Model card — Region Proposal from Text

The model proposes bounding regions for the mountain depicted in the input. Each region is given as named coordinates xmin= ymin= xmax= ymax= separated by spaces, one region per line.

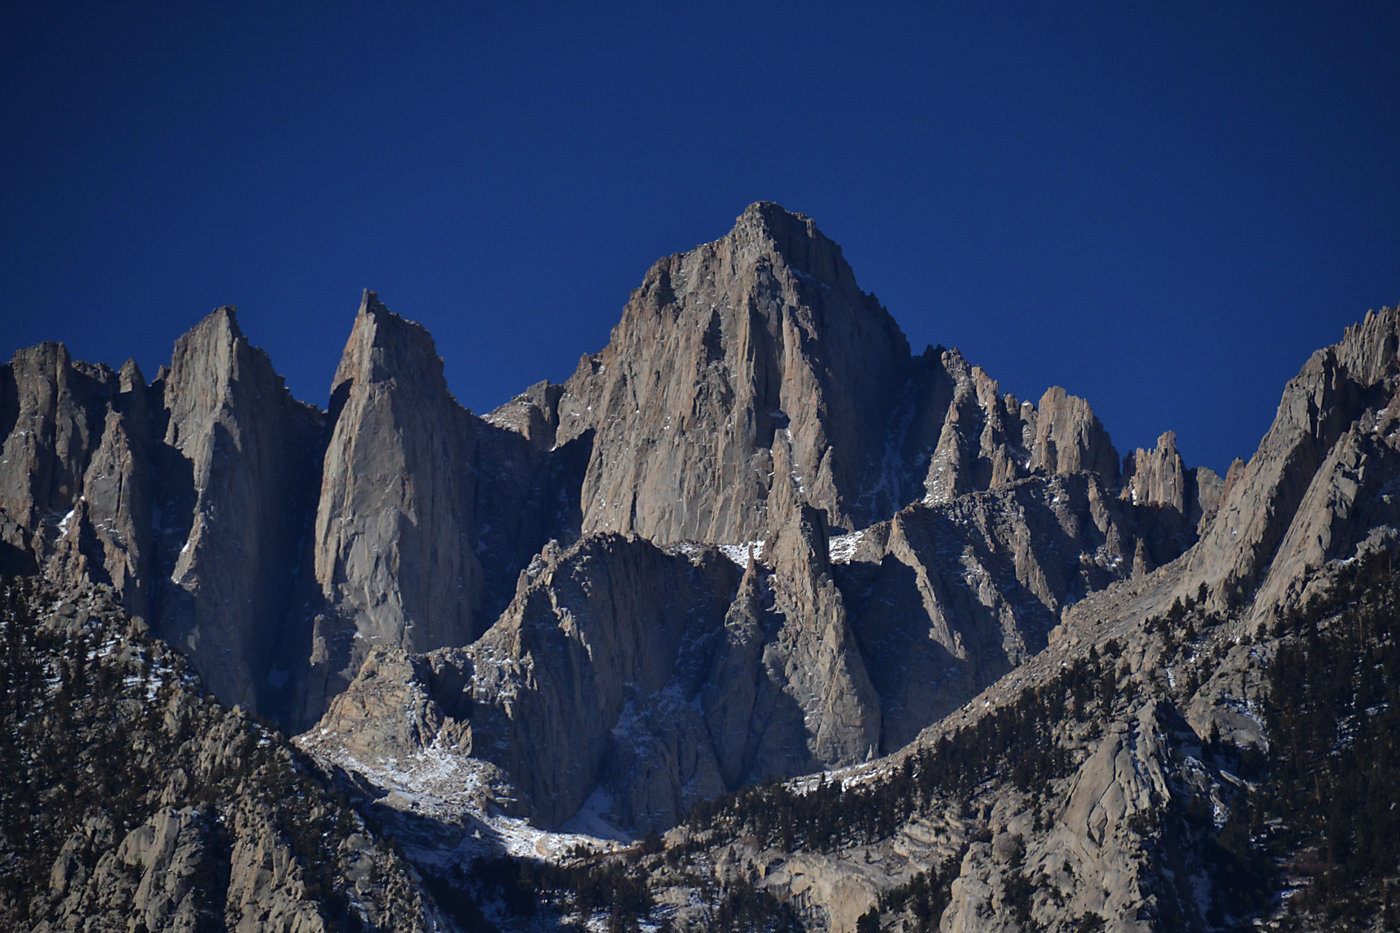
xmin=1 ymin=203 xmax=1396 ymax=931
xmin=640 ymin=303 xmax=1400 ymax=933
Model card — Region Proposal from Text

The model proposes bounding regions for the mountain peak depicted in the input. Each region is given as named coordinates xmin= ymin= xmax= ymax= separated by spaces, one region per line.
xmin=356 ymin=288 xmax=395 ymax=321
xmin=736 ymin=200 xmax=815 ymax=233
xmin=191 ymin=305 xmax=243 ymax=343
xmin=560 ymin=205 xmax=915 ymax=545
xmin=724 ymin=201 xmax=853 ymax=289
xmin=333 ymin=291 xmax=445 ymax=397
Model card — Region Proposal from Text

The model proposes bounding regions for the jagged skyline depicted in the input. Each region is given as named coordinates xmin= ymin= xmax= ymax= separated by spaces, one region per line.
xmin=6 ymin=193 xmax=1399 ymax=928
xmin=3 ymin=3 xmax=1398 ymax=475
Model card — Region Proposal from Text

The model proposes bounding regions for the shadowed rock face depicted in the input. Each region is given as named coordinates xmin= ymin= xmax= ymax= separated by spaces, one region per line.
xmin=0 ymin=342 xmax=117 ymax=569
xmin=843 ymin=471 xmax=1144 ymax=752
xmin=150 ymin=308 xmax=326 ymax=712
xmin=466 ymin=534 xmax=742 ymax=828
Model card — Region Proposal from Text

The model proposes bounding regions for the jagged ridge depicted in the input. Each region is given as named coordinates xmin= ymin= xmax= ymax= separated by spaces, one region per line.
xmin=0 ymin=204 xmax=1238 ymax=835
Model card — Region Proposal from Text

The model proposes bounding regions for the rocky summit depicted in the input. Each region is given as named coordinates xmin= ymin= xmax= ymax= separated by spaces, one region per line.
xmin=2 ymin=203 xmax=1398 ymax=931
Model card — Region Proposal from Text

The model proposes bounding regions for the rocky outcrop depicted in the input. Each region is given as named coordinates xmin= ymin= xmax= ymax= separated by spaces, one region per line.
xmin=928 ymin=702 xmax=1173 ymax=933
xmin=0 ymin=294 xmax=586 ymax=730
xmin=313 ymin=292 xmax=482 ymax=648
xmin=1179 ymin=305 xmax=1400 ymax=621
xmin=0 ymin=343 xmax=117 ymax=571
xmin=921 ymin=354 xmax=1026 ymax=504
xmin=921 ymin=357 xmax=1123 ymax=508
xmin=763 ymin=498 xmax=882 ymax=766
xmin=1028 ymin=386 xmax=1120 ymax=482
xmin=1120 ymin=430 xmax=1224 ymax=532
xmin=44 ymin=357 xmax=156 ymax=614
xmin=0 ymin=312 xmax=328 ymax=715
xmin=0 ymin=207 xmax=1172 ymax=728
xmin=548 ymin=204 xmax=1132 ymax=550
xmin=310 ymin=462 xmax=1200 ymax=832
xmin=1121 ymin=431 xmax=1189 ymax=514
xmin=314 ymin=645 xmax=471 ymax=763
xmin=0 ymin=580 xmax=434 ymax=932
xmin=1118 ymin=430 xmax=1227 ymax=571
xmin=465 ymin=534 xmax=740 ymax=829
xmin=0 ymin=206 xmax=1235 ymax=846
xmin=46 ymin=405 xmax=154 ymax=616
xmin=291 ymin=292 xmax=589 ymax=730
xmin=843 ymin=470 xmax=1155 ymax=751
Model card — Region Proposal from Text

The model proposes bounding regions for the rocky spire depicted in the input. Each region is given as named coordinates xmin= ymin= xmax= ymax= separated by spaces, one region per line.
xmin=0 ymin=342 xmax=116 ymax=568
xmin=1121 ymin=430 xmax=1188 ymax=511
xmin=302 ymin=291 xmax=485 ymax=721
xmin=47 ymin=407 xmax=154 ymax=621
xmin=154 ymin=306 xmax=324 ymax=712
xmin=1028 ymin=386 xmax=1120 ymax=482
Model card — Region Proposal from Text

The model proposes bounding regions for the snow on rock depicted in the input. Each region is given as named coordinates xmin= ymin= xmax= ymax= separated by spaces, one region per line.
xmin=827 ymin=529 xmax=866 ymax=563
xmin=717 ymin=540 xmax=765 ymax=566
xmin=299 ymin=737 xmax=625 ymax=867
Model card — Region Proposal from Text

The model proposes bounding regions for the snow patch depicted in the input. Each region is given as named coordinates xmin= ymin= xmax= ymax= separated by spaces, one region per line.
xmin=300 ymin=739 xmax=626 ymax=867
xmin=827 ymin=529 xmax=866 ymax=563
xmin=717 ymin=540 xmax=765 ymax=566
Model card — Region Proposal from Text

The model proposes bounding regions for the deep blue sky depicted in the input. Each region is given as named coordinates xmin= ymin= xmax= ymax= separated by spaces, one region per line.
xmin=3 ymin=2 xmax=1397 ymax=474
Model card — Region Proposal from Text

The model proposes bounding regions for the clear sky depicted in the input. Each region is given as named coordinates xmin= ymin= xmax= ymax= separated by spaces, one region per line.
xmin=3 ymin=2 xmax=1397 ymax=474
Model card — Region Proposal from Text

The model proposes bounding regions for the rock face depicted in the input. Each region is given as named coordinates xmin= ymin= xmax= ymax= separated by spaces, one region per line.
xmin=289 ymin=292 xmax=588 ymax=730
xmin=549 ymin=202 xmax=919 ymax=544
xmin=943 ymin=703 xmax=1173 ymax=932
xmin=0 ymin=343 xmax=118 ymax=573
xmin=3 ymin=312 xmax=327 ymax=714
xmin=545 ymin=204 xmax=1138 ymax=549
xmin=843 ymin=471 xmax=1144 ymax=751
xmin=0 ymin=296 xmax=584 ymax=731
xmin=641 ymin=303 xmax=1400 ymax=933
xmin=298 ymin=293 xmax=484 ymax=725
xmin=1180 ymin=305 xmax=1400 ymax=621
xmin=47 ymin=361 xmax=155 ymax=621
xmin=152 ymin=308 xmax=326 ymax=712
xmin=316 ymin=467 xmax=1190 ymax=831
xmin=8 ymin=207 xmax=1400 ymax=930
xmin=1028 ymin=386 xmax=1120 ymax=482
xmin=315 ymin=638 xmax=473 ymax=762
xmin=920 ymin=356 xmax=1121 ymax=506
xmin=465 ymin=534 xmax=741 ymax=828
xmin=314 ymin=293 xmax=482 ymax=650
